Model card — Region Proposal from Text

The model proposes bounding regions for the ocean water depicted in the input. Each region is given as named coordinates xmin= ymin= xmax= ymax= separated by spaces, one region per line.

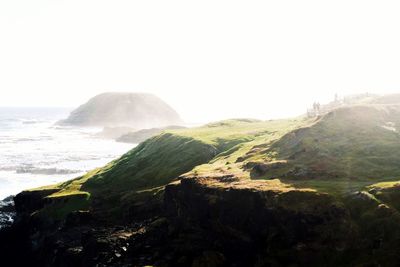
xmin=0 ymin=107 xmax=135 ymax=199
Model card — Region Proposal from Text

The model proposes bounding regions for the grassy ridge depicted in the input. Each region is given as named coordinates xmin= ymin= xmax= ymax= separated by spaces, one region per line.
xmin=27 ymin=118 xmax=307 ymax=218
xmin=225 ymin=105 xmax=400 ymax=182
xmin=24 ymin=104 xmax=400 ymax=219
xmin=184 ymin=105 xmax=400 ymax=196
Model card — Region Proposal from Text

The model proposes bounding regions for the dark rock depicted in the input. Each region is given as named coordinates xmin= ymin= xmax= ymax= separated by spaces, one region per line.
xmin=65 ymin=211 xmax=92 ymax=227
xmin=192 ymin=251 xmax=225 ymax=267
xmin=14 ymin=189 xmax=59 ymax=213
xmin=6 ymin=174 xmax=400 ymax=266
xmin=164 ymin=176 xmax=353 ymax=266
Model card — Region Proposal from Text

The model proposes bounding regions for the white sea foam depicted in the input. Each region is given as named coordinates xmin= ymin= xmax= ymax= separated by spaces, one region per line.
xmin=0 ymin=107 xmax=135 ymax=199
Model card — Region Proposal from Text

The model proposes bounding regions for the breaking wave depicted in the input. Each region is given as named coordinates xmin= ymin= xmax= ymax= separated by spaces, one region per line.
xmin=0 ymin=107 xmax=134 ymax=199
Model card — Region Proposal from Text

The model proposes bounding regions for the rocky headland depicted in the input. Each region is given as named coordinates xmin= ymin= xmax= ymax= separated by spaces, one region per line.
xmin=4 ymin=95 xmax=400 ymax=266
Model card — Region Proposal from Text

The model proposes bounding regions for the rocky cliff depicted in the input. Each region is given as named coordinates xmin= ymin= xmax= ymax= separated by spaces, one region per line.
xmin=5 ymin=176 xmax=354 ymax=266
xmin=9 ymin=174 xmax=400 ymax=266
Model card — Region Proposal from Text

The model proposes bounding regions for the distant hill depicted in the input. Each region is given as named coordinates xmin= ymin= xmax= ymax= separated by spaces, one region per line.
xmin=57 ymin=92 xmax=183 ymax=128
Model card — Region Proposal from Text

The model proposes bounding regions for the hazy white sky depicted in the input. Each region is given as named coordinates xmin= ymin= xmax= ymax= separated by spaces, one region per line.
xmin=1 ymin=0 xmax=400 ymax=122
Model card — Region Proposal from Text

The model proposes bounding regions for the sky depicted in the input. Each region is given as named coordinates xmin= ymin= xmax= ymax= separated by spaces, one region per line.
xmin=1 ymin=1 xmax=400 ymax=123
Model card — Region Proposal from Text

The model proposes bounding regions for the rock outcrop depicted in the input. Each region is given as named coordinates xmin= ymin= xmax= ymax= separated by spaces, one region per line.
xmin=58 ymin=93 xmax=183 ymax=128
xmin=4 ymin=176 xmax=354 ymax=267
xmin=163 ymin=176 xmax=353 ymax=266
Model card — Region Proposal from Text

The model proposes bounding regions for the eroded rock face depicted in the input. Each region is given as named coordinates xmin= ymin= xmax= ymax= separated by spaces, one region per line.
xmin=14 ymin=189 xmax=59 ymax=214
xmin=4 ymin=176 xmax=355 ymax=267
xmin=12 ymin=175 xmax=400 ymax=266
xmin=164 ymin=176 xmax=353 ymax=266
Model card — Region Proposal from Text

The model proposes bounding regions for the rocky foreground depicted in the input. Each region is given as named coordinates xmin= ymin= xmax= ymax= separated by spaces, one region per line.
xmin=4 ymin=174 xmax=400 ymax=266
xmin=0 ymin=176 xmax=353 ymax=266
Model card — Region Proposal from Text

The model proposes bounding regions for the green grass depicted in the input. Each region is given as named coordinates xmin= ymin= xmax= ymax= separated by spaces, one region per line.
xmin=285 ymin=179 xmax=374 ymax=197
xmin=368 ymin=181 xmax=400 ymax=190
xmin=25 ymin=118 xmax=309 ymax=219
xmin=23 ymin=105 xmax=400 ymax=220
xmin=41 ymin=118 xmax=307 ymax=195
xmin=34 ymin=192 xmax=91 ymax=220
xmin=366 ymin=180 xmax=400 ymax=211
xmin=234 ymin=105 xmax=400 ymax=181
xmin=183 ymin=105 xmax=400 ymax=200
xmin=187 ymin=118 xmax=308 ymax=177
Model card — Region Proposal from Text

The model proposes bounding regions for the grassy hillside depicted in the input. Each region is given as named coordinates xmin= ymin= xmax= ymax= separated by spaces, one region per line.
xmin=268 ymin=105 xmax=400 ymax=180
xmin=197 ymin=105 xmax=400 ymax=181
xmin=15 ymin=101 xmax=400 ymax=267
xmin=26 ymin=118 xmax=307 ymax=219
xmin=180 ymin=104 xmax=400 ymax=197
xmin=23 ymin=103 xmax=400 ymax=220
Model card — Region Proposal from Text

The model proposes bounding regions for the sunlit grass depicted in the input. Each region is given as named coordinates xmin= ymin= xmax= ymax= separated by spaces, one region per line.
xmin=22 ymin=105 xmax=400 ymax=220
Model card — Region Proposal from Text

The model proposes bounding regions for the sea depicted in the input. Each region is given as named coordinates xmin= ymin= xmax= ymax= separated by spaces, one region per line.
xmin=0 ymin=107 xmax=135 ymax=200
